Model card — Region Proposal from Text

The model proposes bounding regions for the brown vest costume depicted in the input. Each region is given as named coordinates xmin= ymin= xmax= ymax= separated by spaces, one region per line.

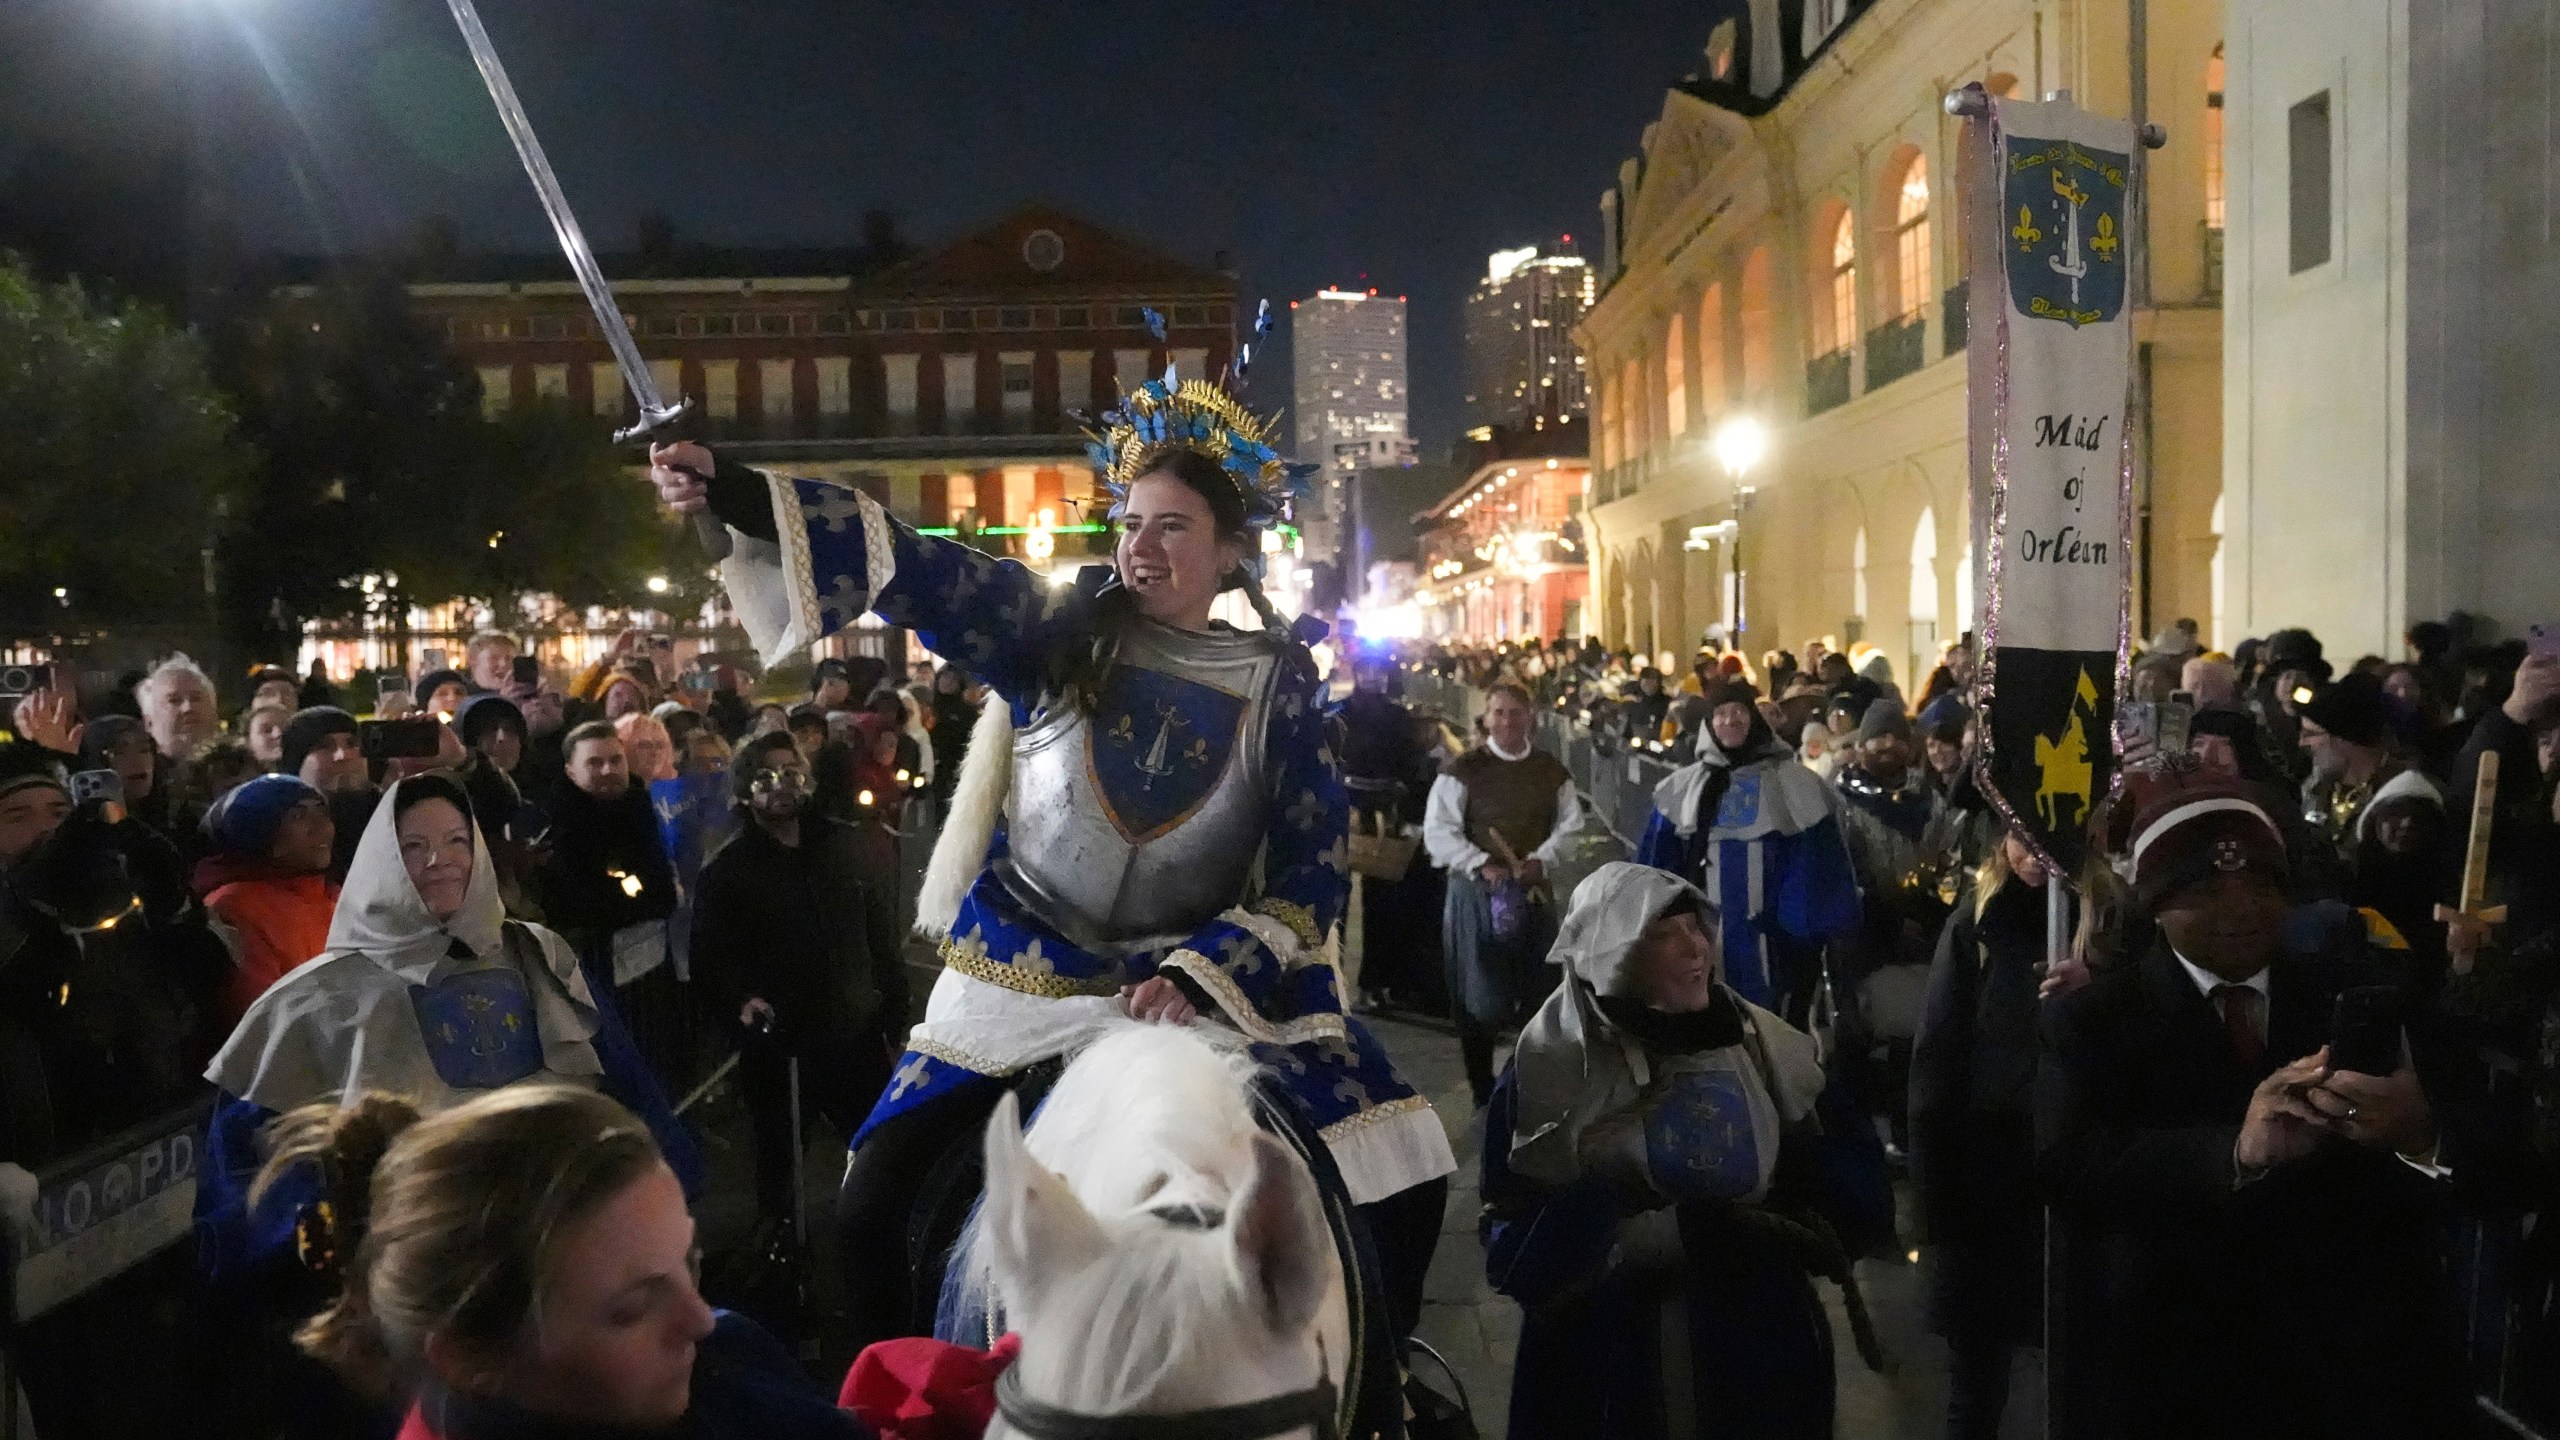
xmin=1444 ymin=747 xmax=1574 ymax=860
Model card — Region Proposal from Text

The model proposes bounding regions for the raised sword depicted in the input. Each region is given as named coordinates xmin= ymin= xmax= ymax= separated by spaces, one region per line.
xmin=442 ymin=0 xmax=729 ymax=558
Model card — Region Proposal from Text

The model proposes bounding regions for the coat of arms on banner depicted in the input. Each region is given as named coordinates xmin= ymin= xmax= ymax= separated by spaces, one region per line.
xmin=1089 ymin=663 xmax=1245 ymax=843
xmin=2003 ymin=139 xmax=2130 ymax=328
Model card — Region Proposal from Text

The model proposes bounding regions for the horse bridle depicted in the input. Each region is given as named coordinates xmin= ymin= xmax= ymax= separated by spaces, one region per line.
xmin=993 ymin=1364 xmax=1340 ymax=1440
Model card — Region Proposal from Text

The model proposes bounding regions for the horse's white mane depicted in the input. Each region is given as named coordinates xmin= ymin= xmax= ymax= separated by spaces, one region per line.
xmin=962 ymin=1021 xmax=1344 ymax=1429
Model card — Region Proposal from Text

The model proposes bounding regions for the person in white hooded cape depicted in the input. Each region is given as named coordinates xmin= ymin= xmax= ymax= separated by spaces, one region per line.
xmin=1480 ymin=861 xmax=1892 ymax=1440
xmin=193 ymin=774 xmax=698 ymax=1290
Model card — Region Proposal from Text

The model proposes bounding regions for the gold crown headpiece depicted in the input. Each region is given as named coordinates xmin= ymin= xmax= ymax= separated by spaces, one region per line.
xmin=1080 ymin=303 xmax=1312 ymax=529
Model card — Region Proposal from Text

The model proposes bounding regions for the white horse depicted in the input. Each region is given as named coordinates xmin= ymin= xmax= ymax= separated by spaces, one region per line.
xmin=969 ymin=1022 xmax=1354 ymax=1440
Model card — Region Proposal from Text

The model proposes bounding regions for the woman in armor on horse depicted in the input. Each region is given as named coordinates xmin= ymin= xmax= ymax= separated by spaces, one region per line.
xmin=647 ymin=317 xmax=1455 ymax=1410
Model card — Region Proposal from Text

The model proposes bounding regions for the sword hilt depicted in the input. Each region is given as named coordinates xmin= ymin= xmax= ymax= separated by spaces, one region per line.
xmin=618 ymin=396 xmax=731 ymax=562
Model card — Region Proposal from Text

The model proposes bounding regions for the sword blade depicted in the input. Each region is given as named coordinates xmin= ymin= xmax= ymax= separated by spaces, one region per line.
xmin=443 ymin=0 xmax=670 ymax=430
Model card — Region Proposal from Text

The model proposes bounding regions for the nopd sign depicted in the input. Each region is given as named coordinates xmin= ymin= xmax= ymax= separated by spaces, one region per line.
xmin=7 ymin=1102 xmax=209 ymax=1321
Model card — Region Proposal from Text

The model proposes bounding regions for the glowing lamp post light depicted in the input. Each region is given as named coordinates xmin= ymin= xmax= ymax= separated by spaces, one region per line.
xmin=1708 ymin=417 xmax=1769 ymax=643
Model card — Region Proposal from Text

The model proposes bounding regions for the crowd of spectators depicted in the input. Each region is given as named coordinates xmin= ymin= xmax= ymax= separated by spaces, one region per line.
xmin=1392 ymin=614 xmax=2560 ymax=1439
xmin=0 ymin=630 xmax=977 ymax=1436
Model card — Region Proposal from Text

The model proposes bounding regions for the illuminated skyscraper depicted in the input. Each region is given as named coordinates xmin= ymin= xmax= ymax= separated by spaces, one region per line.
xmin=1290 ymin=289 xmax=1411 ymax=590
xmin=1462 ymin=241 xmax=1594 ymax=432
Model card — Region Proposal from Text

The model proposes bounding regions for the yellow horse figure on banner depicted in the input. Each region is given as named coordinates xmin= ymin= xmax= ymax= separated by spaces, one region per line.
xmin=2034 ymin=668 xmax=2103 ymax=831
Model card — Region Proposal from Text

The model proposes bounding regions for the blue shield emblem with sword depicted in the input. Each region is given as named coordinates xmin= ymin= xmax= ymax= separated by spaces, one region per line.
xmin=2003 ymin=135 xmax=2130 ymax=328
xmin=1087 ymin=663 xmax=1247 ymax=843
xmin=409 ymin=966 xmax=545 ymax=1091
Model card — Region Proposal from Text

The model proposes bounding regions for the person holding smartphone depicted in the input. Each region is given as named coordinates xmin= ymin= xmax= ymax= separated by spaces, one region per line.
xmin=2038 ymin=769 xmax=2460 ymax=1439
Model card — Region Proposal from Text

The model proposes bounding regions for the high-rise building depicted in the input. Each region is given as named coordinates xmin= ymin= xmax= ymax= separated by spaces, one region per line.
xmin=1290 ymin=290 xmax=1412 ymax=591
xmin=1462 ymin=241 xmax=1595 ymax=432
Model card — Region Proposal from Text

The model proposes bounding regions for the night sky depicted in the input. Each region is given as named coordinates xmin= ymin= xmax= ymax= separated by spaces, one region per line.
xmin=13 ymin=0 xmax=1740 ymax=454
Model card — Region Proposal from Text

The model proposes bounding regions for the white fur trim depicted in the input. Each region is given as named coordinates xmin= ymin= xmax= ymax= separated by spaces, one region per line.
xmin=914 ymin=692 xmax=1016 ymax=940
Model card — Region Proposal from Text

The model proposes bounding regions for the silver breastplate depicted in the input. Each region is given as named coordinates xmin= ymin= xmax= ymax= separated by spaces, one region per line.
xmin=998 ymin=617 xmax=1280 ymax=949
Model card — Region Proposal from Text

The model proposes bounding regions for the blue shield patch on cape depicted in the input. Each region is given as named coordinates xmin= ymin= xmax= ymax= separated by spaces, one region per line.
xmin=1643 ymin=1068 xmax=1762 ymax=1203
xmin=1087 ymin=663 xmax=1246 ymax=843
xmin=1714 ymin=770 xmax=1764 ymax=830
xmin=408 ymin=967 xmax=544 ymax=1092
xmin=2003 ymin=137 xmax=2130 ymax=328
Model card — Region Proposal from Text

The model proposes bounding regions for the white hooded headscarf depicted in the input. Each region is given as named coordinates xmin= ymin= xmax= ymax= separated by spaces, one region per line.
xmin=207 ymin=776 xmax=606 ymax=1114
xmin=1508 ymin=862 xmax=1822 ymax=1189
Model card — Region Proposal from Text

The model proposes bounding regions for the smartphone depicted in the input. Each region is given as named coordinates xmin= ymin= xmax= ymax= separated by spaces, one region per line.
xmin=511 ymin=654 xmax=541 ymax=688
xmin=680 ymin=670 xmax=713 ymax=696
xmin=358 ymin=716 xmax=444 ymax=761
xmin=2329 ymin=986 xmax=2404 ymax=1078
xmin=0 ymin=662 xmax=53 ymax=706
xmin=420 ymin=646 xmax=449 ymax=673
xmin=67 ymin=768 xmax=125 ymax=811
xmin=377 ymin=673 xmax=410 ymax=703
xmin=2157 ymin=692 xmax=2195 ymax=758
xmin=2529 ymin=623 xmax=2560 ymax=660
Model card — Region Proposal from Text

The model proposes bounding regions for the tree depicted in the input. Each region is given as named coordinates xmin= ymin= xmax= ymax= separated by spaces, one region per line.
xmin=0 ymin=255 xmax=249 ymax=632
xmin=213 ymin=267 xmax=687 ymax=658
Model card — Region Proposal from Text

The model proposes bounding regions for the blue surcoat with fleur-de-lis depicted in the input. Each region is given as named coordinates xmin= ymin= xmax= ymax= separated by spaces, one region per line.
xmin=712 ymin=468 xmax=1454 ymax=1207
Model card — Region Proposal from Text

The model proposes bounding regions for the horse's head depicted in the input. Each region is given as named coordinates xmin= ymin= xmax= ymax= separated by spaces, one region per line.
xmin=979 ymin=1086 xmax=1338 ymax=1438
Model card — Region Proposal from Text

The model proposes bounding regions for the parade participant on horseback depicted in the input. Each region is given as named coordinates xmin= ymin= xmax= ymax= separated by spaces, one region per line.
xmin=646 ymin=323 xmax=1456 ymax=1364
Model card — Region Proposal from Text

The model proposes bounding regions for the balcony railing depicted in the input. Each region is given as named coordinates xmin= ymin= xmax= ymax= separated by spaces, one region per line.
xmin=1865 ymin=314 xmax=1927 ymax=392
xmin=1805 ymin=349 xmax=1852 ymax=416
xmin=1943 ymin=279 xmax=1970 ymax=355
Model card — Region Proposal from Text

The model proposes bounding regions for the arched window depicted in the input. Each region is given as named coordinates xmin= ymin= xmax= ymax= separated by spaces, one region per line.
xmin=1697 ymin=282 xmax=1727 ymax=418
xmin=1826 ymin=207 xmax=1858 ymax=354
xmin=1739 ymin=247 xmax=1775 ymax=396
xmin=1664 ymin=311 xmax=1687 ymax=437
xmin=2205 ymin=45 xmax=2227 ymax=230
xmin=1894 ymin=154 xmax=1932 ymax=319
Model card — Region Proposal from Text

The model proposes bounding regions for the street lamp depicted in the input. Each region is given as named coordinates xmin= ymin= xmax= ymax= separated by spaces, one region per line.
xmin=645 ymin=575 xmax=670 ymax=596
xmin=1709 ymin=416 xmax=1769 ymax=643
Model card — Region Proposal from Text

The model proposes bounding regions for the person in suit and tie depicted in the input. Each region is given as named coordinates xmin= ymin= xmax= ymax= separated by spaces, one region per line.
xmin=2036 ymin=772 xmax=2465 ymax=1440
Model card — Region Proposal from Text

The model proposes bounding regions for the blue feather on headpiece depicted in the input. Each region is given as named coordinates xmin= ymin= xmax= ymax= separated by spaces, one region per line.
xmin=1080 ymin=297 xmax=1312 ymax=526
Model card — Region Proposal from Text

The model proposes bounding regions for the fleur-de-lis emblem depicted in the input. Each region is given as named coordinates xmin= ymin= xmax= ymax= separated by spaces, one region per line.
xmin=2012 ymin=205 xmax=2044 ymax=251
xmin=888 ymin=1054 xmax=934 ymax=1101
xmin=1015 ymin=938 xmax=1053 ymax=975
xmin=820 ymin=573 xmax=865 ymax=625
xmin=1218 ymin=930 xmax=1265 ymax=977
xmin=1106 ymin=714 xmax=1136 ymax=744
xmin=809 ymin=488 xmax=866 ymax=535
xmin=1317 ymin=835 xmax=1350 ymax=874
xmin=1285 ymin=788 xmax=1325 ymax=832
xmin=2089 ymin=211 xmax=2120 ymax=262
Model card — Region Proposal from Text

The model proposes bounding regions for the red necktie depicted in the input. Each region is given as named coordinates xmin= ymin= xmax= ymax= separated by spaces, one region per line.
xmin=2214 ymin=984 xmax=2264 ymax=1071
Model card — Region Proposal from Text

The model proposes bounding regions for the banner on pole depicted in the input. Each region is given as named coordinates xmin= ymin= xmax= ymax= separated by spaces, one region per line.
xmin=1962 ymin=93 xmax=2141 ymax=878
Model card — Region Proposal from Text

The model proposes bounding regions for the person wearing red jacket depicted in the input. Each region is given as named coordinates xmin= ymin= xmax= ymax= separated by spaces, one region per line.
xmin=195 ymin=773 xmax=339 ymax=1027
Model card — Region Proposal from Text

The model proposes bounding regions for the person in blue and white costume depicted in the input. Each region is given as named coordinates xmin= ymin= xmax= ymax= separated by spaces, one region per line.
xmin=645 ymin=332 xmax=1457 ymax=1357
xmin=194 ymin=774 xmax=698 ymax=1435
xmin=1635 ymin=680 xmax=1863 ymax=1028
